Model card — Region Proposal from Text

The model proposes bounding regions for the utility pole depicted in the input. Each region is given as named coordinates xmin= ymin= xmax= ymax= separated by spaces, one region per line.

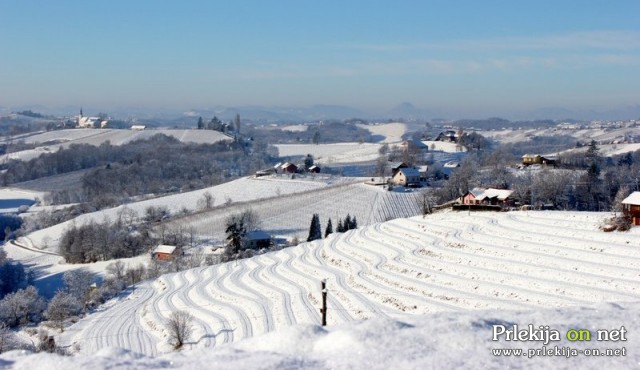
xmin=320 ymin=279 xmax=327 ymax=326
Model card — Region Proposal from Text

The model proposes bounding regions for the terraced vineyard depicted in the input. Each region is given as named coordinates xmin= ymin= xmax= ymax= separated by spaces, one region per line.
xmin=174 ymin=182 xmax=423 ymax=241
xmin=60 ymin=211 xmax=640 ymax=356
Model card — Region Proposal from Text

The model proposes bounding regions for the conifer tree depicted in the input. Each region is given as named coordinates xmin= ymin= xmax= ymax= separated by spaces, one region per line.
xmin=337 ymin=218 xmax=344 ymax=233
xmin=344 ymin=214 xmax=352 ymax=231
xmin=307 ymin=213 xmax=322 ymax=242
xmin=325 ymin=219 xmax=333 ymax=238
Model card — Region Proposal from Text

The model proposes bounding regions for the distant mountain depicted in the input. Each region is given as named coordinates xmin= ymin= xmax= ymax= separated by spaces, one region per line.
xmin=182 ymin=105 xmax=368 ymax=123
xmin=386 ymin=102 xmax=437 ymax=121
xmin=524 ymin=105 xmax=640 ymax=121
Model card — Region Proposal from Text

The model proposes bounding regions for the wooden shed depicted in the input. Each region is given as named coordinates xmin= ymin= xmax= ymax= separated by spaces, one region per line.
xmin=153 ymin=245 xmax=177 ymax=261
xmin=622 ymin=192 xmax=640 ymax=225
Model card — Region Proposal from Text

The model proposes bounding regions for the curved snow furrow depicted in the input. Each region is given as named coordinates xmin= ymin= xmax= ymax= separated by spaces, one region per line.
xmin=451 ymin=217 xmax=640 ymax=282
xmin=187 ymin=267 xmax=236 ymax=345
xmin=69 ymin=285 xmax=156 ymax=356
xmin=172 ymin=268 xmax=225 ymax=348
xmin=256 ymin=253 xmax=317 ymax=325
xmin=243 ymin=258 xmax=292 ymax=328
xmin=502 ymin=213 xmax=640 ymax=254
xmin=479 ymin=213 xmax=640 ymax=263
xmin=293 ymin=242 xmax=361 ymax=322
xmin=376 ymin=221 xmax=594 ymax=307
xmin=335 ymin=227 xmax=471 ymax=312
xmin=310 ymin=236 xmax=397 ymax=320
xmin=270 ymin=247 xmax=340 ymax=325
xmin=208 ymin=263 xmax=255 ymax=339
xmin=359 ymin=223 xmax=535 ymax=310
xmin=322 ymin=230 xmax=428 ymax=314
xmin=420 ymin=216 xmax=639 ymax=280
xmin=399 ymin=218 xmax=640 ymax=301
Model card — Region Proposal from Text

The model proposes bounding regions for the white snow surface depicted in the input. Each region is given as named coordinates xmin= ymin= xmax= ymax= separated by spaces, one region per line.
xmin=21 ymin=175 xmax=346 ymax=253
xmin=26 ymin=210 xmax=640 ymax=365
xmin=275 ymin=143 xmax=381 ymax=164
xmin=0 ymin=129 xmax=232 ymax=163
xmin=2 ymin=300 xmax=638 ymax=369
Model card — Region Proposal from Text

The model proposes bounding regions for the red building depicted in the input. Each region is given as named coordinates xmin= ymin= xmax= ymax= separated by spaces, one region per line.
xmin=622 ymin=192 xmax=640 ymax=225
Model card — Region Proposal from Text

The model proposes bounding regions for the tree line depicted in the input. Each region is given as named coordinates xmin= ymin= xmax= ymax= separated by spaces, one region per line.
xmin=1 ymin=134 xmax=278 ymax=209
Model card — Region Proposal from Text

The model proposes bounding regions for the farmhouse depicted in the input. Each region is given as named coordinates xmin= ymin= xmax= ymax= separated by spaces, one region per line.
xmin=244 ymin=230 xmax=272 ymax=250
xmin=622 ymin=191 xmax=640 ymax=225
xmin=522 ymin=154 xmax=555 ymax=166
xmin=391 ymin=167 xmax=420 ymax=187
xmin=461 ymin=188 xmax=513 ymax=207
xmin=152 ymin=244 xmax=177 ymax=261
xmin=308 ymin=165 xmax=321 ymax=173
xmin=435 ymin=130 xmax=458 ymax=143
xmin=388 ymin=162 xmax=409 ymax=177
xmin=400 ymin=139 xmax=428 ymax=152
xmin=280 ymin=162 xmax=298 ymax=173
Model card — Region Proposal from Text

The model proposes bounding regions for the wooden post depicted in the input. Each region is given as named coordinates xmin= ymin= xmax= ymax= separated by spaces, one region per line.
xmin=320 ymin=279 xmax=327 ymax=326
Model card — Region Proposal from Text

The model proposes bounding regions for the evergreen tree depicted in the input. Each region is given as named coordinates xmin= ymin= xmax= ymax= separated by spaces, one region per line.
xmin=344 ymin=214 xmax=352 ymax=231
xmin=304 ymin=154 xmax=314 ymax=170
xmin=197 ymin=116 xmax=204 ymax=130
xmin=325 ymin=219 xmax=333 ymax=238
xmin=336 ymin=218 xmax=344 ymax=233
xmin=307 ymin=213 xmax=322 ymax=242
xmin=350 ymin=216 xmax=357 ymax=230
xmin=225 ymin=216 xmax=245 ymax=256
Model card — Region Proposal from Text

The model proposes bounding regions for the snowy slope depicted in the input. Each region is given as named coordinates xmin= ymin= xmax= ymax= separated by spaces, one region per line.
xmin=1 ymin=129 xmax=232 ymax=163
xmin=171 ymin=182 xmax=422 ymax=242
xmin=21 ymin=175 xmax=346 ymax=253
xmin=54 ymin=211 xmax=640 ymax=357
xmin=3 ymin=300 xmax=638 ymax=369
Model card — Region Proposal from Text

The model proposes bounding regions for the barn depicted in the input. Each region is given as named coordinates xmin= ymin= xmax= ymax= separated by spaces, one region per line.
xmin=153 ymin=245 xmax=177 ymax=261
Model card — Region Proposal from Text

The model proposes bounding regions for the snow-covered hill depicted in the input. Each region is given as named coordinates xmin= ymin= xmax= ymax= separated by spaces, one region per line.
xmin=52 ymin=211 xmax=640 ymax=358
xmin=3 ymin=300 xmax=637 ymax=369
xmin=0 ymin=129 xmax=232 ymax=163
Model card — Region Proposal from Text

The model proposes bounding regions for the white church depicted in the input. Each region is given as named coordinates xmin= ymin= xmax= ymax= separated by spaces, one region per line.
xmin=77 ymin=108 xmax=108 ymax=128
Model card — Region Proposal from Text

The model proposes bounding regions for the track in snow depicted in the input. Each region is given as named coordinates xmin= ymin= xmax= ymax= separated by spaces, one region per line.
xmin=65 ymin=211 xmax=640 ymax=355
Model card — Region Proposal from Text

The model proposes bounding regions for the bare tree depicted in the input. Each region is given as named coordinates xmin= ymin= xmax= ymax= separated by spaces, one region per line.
xmin=45 ymin=291 xmax=81 ymax=332
xmin=106 ymin=261 xmax=126 ymax=281
xmin=197 ymin=191 xmax=215 ymax=211
xmin=166 ymin=310 xmax=194 ymax=349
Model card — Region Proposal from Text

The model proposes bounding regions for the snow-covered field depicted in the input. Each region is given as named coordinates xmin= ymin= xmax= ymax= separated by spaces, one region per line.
xmin=169 ymin=182 xmax=422 ymax=242
xmin=0 ymin=129 xmax=232 ymax=163
xmin=4 ymin=300 xmax=637 ymax=369
xmin=48 ymin=211 xmax=640 ymax=360
xmin=21 ymin=175 xmax=350 ymax=253
xmin=357 ymin=122 xmax=408 ymax=143
xmin=275 ymin=143 xmax=381 ymax=164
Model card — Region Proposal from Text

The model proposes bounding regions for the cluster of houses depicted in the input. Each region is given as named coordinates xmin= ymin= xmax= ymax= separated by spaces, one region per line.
xmin=255 ymin=162 xmax=321 ymax=177
xmin=151 ymin=230 xmax=274 ymax=261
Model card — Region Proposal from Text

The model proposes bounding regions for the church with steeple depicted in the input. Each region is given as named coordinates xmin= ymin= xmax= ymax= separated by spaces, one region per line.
xmin=77 ymin=107 xmax=108 ymax=128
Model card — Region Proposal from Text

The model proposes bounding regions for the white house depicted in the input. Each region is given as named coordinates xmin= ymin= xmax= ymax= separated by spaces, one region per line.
xmin=392 ymin=167 xmax=420 ymax=186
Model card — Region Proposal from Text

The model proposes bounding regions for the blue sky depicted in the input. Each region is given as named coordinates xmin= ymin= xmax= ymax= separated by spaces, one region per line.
xmin=1 ymin=1 xmax=639 ymax=117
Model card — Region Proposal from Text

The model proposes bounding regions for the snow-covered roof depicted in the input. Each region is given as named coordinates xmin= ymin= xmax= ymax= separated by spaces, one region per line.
xmin=388 ymin=161 xmax=408 ymax=169
xmin=281 ymin=162 xmax=296 ymax=169
xmin=417 ymin=165 xmax=428 ymax=173
xmin=153 ymin=244 xmax=176 ymax=254
xmin=469 ymin=187 xmax=513 ymax=201
xmin=443 ymin=161 xmax=460 ymax=168
xmin=622 ymin=191 xmax=640 ymax=205
xmin=246 ymin=230 xmax=271 ymax=241
xmin=398 ymin=168 xmax=420 ymax=177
